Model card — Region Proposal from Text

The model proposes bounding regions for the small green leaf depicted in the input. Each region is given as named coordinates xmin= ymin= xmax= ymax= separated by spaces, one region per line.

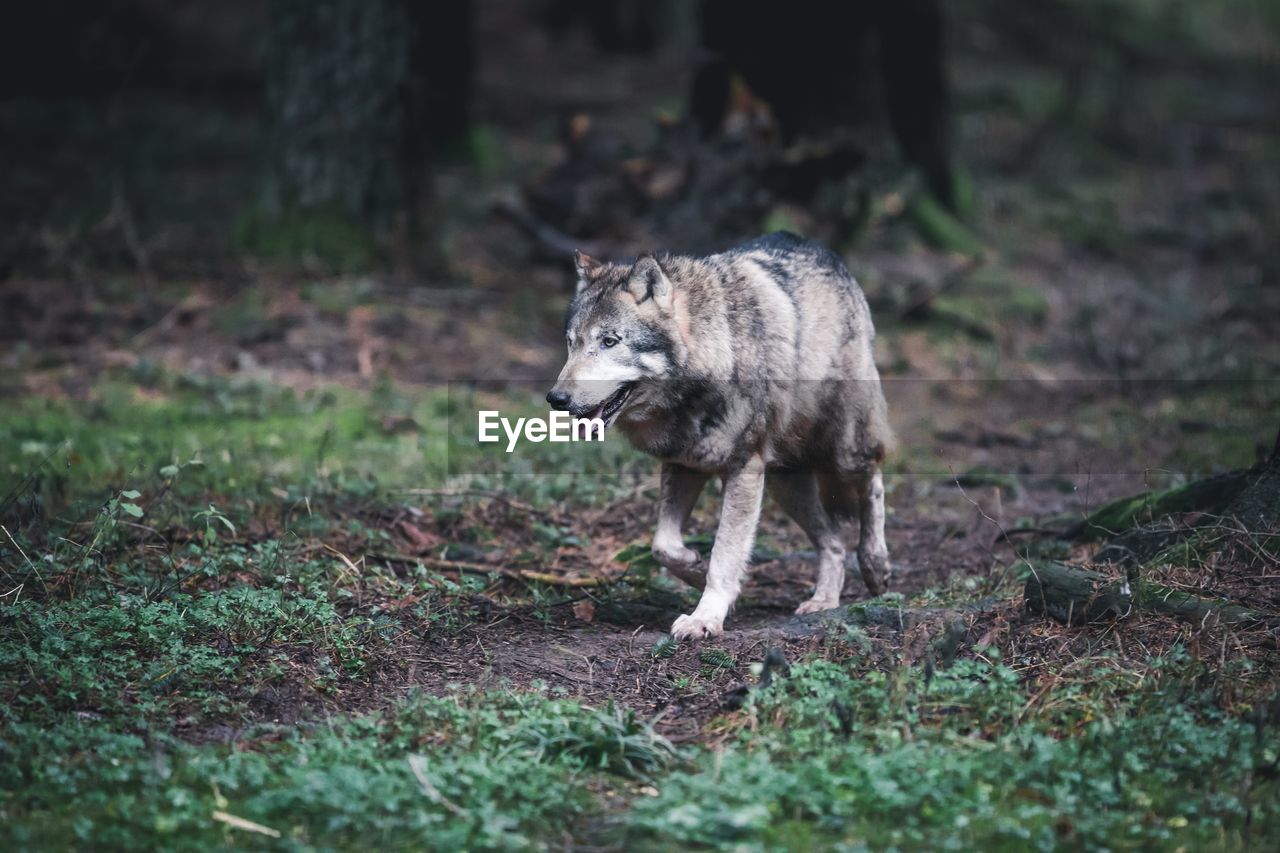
xmin=120 ymin=489 xmax=141 ymax=499
xmin=699 ymin=648 xmax=735 ymax=670
xmin=120 ymin=503 xmax=144 ymax=518
xmin=651 ymin=636 xmax=677 ymax=659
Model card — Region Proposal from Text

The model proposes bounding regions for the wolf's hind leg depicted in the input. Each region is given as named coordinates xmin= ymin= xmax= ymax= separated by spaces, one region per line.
xmin=653 ymin=463 xmax=710 ymax=589
xmin=852 ymin=468 xmax=890 ymax=596
xmin=671 ymin=455 xmax=766 ymax=640
xmin=771 ymin=472 xmax=847 ymax=614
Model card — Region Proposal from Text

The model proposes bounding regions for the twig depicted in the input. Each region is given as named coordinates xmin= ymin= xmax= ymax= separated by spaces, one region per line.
xmin=1 ymin=523 xmax=43 ymax=589
xmin=408 ymin=755 xmax=468 ymax=817
xmin=947 ymin=464 xmax=1032 ymax=596
xmin=0 ymin=440 xmax=71 ymax=514
xmin=211 ymin=811 xmax=281 ymax=838
xmin=109 ymin=173 xmax=156 ymax=297
xmin=996 ymin=527 xmax=1068 ymax=541
xmin=371 ymin=552 xmax=605 ymax=587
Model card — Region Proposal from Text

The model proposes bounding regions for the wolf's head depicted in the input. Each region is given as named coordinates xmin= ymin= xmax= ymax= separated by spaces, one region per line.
xmin=546 ymin=251 xmax=684 ymax=428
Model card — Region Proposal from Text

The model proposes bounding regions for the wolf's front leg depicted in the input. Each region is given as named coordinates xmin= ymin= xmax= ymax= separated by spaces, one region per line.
xmin=856 ymin=468 xmax=890 ymax=596
xmin=652 ymin=463 xmax=710 ymax=590
xmin=671 ymin=455 xmax=766 ymax=640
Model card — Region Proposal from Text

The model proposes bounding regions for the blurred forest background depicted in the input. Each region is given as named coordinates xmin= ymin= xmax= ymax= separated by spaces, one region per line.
xmin=2 ymin=0 xmax=1276 ymax=389
xmin=3 ymin=2 xmax=1280 ymax=848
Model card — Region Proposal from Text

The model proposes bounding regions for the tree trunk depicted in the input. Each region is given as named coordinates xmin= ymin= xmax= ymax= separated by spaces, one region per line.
xmin=264 ymin=0 xmax=471 ymax=238
xmin=544 ymin=0 xmax=682 ymax=54
xmin=690 ymin=0 xmax=955 ymax=208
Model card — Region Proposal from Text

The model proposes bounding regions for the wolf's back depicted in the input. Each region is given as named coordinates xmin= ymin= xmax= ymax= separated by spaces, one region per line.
xmin=736 ymin=232 xmax=897 ymax=459
xmin=700 ymin=232 xmax=896 ymax=452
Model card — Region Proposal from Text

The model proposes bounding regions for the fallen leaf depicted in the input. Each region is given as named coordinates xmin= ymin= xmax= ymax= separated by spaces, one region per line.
xmin=398 ymin=521 xmax=443 ymax=554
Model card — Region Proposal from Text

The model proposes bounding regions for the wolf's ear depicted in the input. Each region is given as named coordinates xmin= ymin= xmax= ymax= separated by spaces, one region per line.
xmin=574 ymin=250 xmax=602 ymax=294
xmin=627 ymin=255 xmax=673 ymax=310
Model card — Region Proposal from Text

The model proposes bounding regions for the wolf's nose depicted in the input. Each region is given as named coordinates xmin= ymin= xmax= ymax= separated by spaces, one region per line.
xmin=546 ymin=389 xmax=572 ymax=411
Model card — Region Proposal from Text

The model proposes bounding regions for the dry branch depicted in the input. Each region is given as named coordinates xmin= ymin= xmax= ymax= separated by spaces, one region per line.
xmin=371 ymin=552 xmax=605 ymax=587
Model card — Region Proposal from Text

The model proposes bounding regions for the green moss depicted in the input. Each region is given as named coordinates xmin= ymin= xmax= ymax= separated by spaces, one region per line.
xmin=906 ymin=192 xmax=984 ymax=256
xmin=950 ymin=166 xmax=981 ymax=221
xmin=947 ymin=267 xmax=1049 ymax=330
xmin=1077 ymin=472 xmax=1250 ymax=540
xmin=761 ymin=206 xmax=806 ymax=237
xmin=232 ymin=203 xmax=377 ymax=273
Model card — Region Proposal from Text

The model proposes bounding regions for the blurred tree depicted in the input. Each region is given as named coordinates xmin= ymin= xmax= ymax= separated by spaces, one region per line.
xmin=0 ymin=0 xmax=174 ymax=98
xmin=261 ymin=0 xmax=471 ymax=264
xmin=690 ymin=0 xmax=955 ymax=210
xmin=542 ymin=0 xmax=683 ymax=55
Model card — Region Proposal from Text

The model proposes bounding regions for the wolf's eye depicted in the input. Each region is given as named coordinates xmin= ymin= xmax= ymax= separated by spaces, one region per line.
xmin=601 ymin=334 xmax=620 ymax=349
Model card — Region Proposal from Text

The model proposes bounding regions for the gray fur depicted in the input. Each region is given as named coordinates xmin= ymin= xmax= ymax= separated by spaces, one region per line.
xmin=550 ymin=232 xmax=893 ymax=639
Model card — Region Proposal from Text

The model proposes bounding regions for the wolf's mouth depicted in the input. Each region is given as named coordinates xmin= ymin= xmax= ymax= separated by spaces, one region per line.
xmin=582 ymin=382 xmax=635 ymax=428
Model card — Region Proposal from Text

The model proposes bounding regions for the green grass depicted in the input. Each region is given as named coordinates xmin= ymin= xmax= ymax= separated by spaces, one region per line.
xmin=2 ymin=374 xmax=430 ymax=509
xmin=3 ymin=690 xmax=673 ymax=850
xmin=4 ymin=653 xmax=1275 ymax=850
xmin=0 ymin=368 xmax=650 ymax=520
xmin=631 ymin=656 xmax=1278 ymax=850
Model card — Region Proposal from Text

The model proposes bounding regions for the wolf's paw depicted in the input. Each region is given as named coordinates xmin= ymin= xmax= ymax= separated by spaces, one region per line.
xmin=653 ymin=543 xmax=701 ymax=569
xmin=794 ymin=597 xmax=840 ymax=615
xmin=653 ymin=544 xmax=706 ymax=590
xmin=671 ymin=613 xmax=723 ymax=640
xmin=858 ymin=549 xmax=890 ymax=597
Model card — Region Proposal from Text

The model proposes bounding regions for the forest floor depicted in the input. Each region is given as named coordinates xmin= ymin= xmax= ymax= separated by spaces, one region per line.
xmin=3 ymin=2 xmax=1280 ymax=849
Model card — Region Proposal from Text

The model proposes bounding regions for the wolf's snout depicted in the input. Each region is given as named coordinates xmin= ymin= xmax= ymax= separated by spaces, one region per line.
xmin=546 ymin=388 xmax=572 ymax=411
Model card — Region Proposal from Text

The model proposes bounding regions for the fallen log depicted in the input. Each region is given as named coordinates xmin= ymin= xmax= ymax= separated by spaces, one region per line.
xmin=1067 ymin=470 xmax=1251 ymax=542
xmin=1023 ymin=561 xmax=1278 ymax=629
xmin=1023 ymin=562 xmax=1134 ymax=625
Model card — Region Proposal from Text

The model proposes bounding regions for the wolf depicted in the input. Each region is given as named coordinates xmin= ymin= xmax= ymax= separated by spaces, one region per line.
xmin=547 ymin=232 xmax=893 ymax=640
